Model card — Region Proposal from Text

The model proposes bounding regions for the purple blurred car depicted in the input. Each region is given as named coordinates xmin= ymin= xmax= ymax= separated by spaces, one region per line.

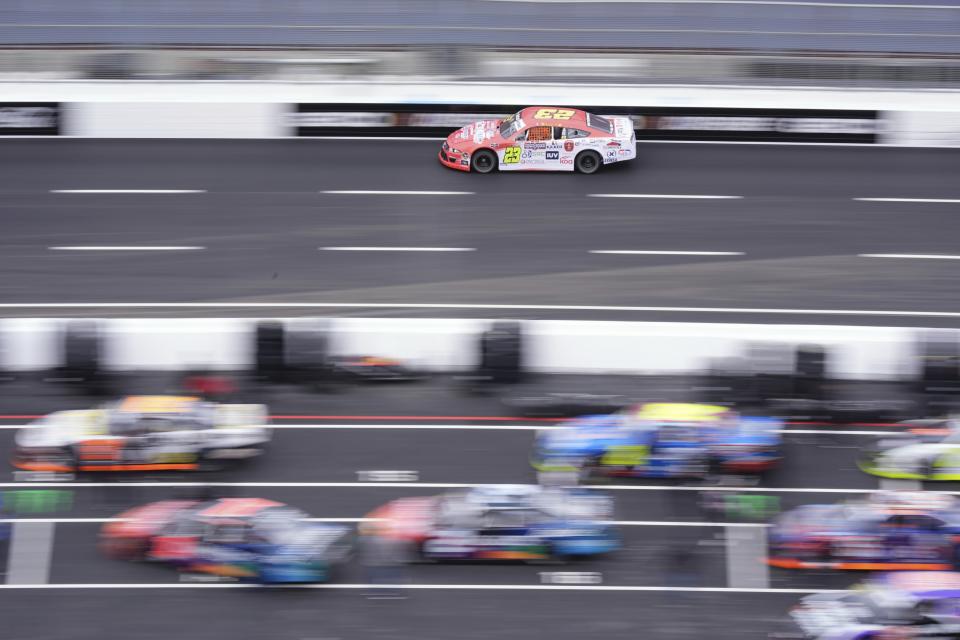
xmin=791 ymin=571 xmax=960 ymax=639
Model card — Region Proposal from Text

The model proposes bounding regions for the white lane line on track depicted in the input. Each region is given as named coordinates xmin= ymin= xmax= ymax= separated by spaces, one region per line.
xmin=0 ymin=424 xmax=894 ymax=435
xmin=855 ymin=198 xmax=960 ymax=203
xmin=0 ymin=582 xmax=840 ymax=593
xmin=321 ymin=190 xmax=473 ymax=196
xmin=859 ymin=253 xmax=960 ymax=260
xmin=587 ymin=193 xmax=743 ymax=199
xmin=590 ymin=250 xmax=745 ymax=256
xmin=2 ymin=302 xmax=960 ymax=318
xmin=0 ymin=482 xmax=883 ymax=493
xmin=482 ymin=0 xmax=960 ymax=8
xmin=319 ymin=247 xmax=475 ymax=252
xmin=49 ymin=190 xmax=205 ymax=194
xmin=48 ymin=246 xmax=205 ymax=251
xmin=0 ymin=517 xmax=768 ymax=527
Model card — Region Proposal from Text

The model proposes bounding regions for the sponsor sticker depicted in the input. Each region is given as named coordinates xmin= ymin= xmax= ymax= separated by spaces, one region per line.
xmin=546 ymin=150 xmax=559 ymax=160
xmin=563 ymin=141 xmax=575 ymax=152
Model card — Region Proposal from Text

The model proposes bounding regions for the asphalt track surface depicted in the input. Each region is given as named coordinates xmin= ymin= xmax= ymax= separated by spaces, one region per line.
xmin=3 ymin=139 xmax=960 ymax=326
xmin=3 ymin=0 xmax=960 ymax=54
xmin=0 ymin=377 xmax=946 ymax=638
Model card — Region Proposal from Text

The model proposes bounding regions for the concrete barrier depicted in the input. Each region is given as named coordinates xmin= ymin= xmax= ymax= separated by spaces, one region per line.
xmin=0 ymin=318 xmax=923 ymax=381
xmin=0 ymin=80 xmax=957 ymax=145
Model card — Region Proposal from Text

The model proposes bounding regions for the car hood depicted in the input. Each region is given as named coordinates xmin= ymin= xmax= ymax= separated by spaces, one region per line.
xmin=537 ymin=414 xmax=638 ymax=454
xmin=448 ymin=119 xmax=502 ymax=149
xmin=103 ymin=500 xmax=198 ymax=537
xmin=16 ymin=410 xmax=108 ymax=448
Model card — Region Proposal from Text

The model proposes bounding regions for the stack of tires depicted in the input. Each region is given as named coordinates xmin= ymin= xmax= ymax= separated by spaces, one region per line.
xmin=915 ymin=330 xmax=960 ymax=415
xmin=701 ymin=342 xmax=830 ymax=410
xmin=253 ymin=319 xmax=332 ymax=390
xmin=60 ymin=320 xmax=112 ymax=396
xmin=476 ymin=320 xmax=525 ymax=386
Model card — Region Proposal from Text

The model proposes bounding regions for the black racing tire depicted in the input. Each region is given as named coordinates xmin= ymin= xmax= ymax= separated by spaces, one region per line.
xmin=574 ymin=151 xmax=602 ymax=175
xmin=196 ymin=449 xmax=227 ymax=473
xmin=471 ymin=149 xmax=498 ymax=174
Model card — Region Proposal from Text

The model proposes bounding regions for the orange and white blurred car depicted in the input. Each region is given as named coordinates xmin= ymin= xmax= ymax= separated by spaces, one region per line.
xmin=13 ymin=395 xmax=270 ymax=473
xmin=439 ymin=107 xmax=636 ymax=174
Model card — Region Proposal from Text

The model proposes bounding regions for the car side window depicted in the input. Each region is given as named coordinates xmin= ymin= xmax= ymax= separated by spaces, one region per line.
xmin=163 ymin=515 xmax=203 ymax=537
xmin=562 ymin=128 xmax=590 ymax=139
xmin=205 ymin=523 xmax=248 ymax=544
xmin=525 ymin=126 xmax=552 ymax=142
xmin=898 ymin=514 xmax=945 ymax=531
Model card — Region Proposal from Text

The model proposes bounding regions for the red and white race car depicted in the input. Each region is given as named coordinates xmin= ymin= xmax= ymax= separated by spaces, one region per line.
xmin=439 ymin=107 xmax=636 ymax=174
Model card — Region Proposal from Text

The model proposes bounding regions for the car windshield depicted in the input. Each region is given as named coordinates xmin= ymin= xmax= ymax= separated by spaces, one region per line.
xmin=586 ymin=113 xmax=613 ymax=134
xmin=658 ymin=422 xmax=703 ymax=442
xmin=499 ymin=111 xmax=524 ymax=138
xmin=252 ymin=506 xmax=309 ymax=544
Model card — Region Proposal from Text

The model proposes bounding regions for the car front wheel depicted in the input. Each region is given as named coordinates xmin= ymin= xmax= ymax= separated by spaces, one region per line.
xmin=471 ymin=150 xmax=497 ymax=174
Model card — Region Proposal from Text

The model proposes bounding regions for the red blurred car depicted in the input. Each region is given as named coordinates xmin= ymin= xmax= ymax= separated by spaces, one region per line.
xmin=439 ymin=107 xmax=636 ymax=174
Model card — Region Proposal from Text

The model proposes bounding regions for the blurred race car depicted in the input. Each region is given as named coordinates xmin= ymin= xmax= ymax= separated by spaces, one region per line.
xmin=14 ymin=395 xmax=271 ymax=473
xmin=364 ymin=484 xmax=618 ymax=561
xmin=439 ymin=106 xmax=636 ymax=174
xmin=860 ymin=417 xmax=960 ymax=481
xmin=531 ymin=402 xmax=782 ymax=479
xmin=330 ymin=356 xmax=425 ymax=383
xmin=101 ymin=497 xmax=352 ymax=583
xmin=769 ymin=492 xmax=960 ymax=571
xmin=791 ymin=572 xmax=960 ymax=639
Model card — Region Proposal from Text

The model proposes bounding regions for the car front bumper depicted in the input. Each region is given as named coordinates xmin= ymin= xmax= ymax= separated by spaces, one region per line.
xmin=439 ymin=148 xmax=470 ymax=172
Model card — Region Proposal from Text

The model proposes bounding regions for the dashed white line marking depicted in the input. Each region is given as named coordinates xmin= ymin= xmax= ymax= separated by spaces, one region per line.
xmin=855 ymin=198 xmax=960 ymax=203
xmin=48 ymin=246 xmax=205 ymax=251
xmin=319 ymin=247 xmax=475 ymax=252
xmin=50 ymin=190 xmax=205 ymax=194
xmin=587 ymin=193 xmax=743 ymax=199
xmin=859 ymin=253 xmax=960 ymax=260
xmin=321 ymin=190 xmax=473 ymax=195
xmin=590 ymin=250 xmax=745 ymax=256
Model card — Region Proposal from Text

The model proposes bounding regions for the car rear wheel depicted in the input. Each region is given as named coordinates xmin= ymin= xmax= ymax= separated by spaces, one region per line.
xmin=471 ymin=150 xmax=497 ymax=174
xmin=575 ymin=151 xmax=601 ymax=174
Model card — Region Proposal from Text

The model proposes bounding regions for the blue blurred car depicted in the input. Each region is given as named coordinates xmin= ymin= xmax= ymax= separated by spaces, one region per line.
xmin=792 ymin=571 xmax=960 ymax=639
xmin=770 ymin=492 xmax=960 ymax=571
xmin=531 ymin=402 xmax=782 ymax=479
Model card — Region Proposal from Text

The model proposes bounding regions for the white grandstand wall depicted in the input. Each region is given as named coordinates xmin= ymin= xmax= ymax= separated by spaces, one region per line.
xmin=0 ymin=81 xmax=958 ymax=143
xmin=882 ymin=111 xmax=960 ymax=147
xmin=64 ymin=102 xmax=286 ymax=138
xmin=0 ymin=318 xmax=921 ymax=381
